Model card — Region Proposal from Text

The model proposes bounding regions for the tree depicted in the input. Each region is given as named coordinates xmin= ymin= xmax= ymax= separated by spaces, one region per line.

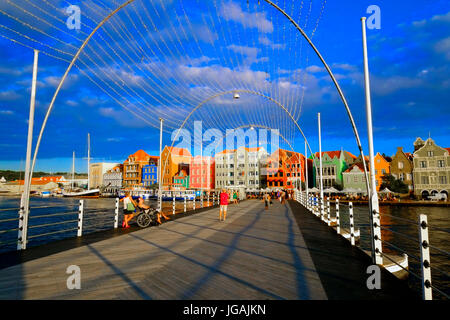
xmin=380 ymin=174 xmax=408 ymax=194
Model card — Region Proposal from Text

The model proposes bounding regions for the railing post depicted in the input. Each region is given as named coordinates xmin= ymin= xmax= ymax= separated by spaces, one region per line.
xmin=184 ymin=196 xmax=187 ymax=213
xmin=114 ymin=197 xmax=119 ymax=229
xmin=213 ymin=193 xmax=215 ymax=206
xmin=327 ymin=198 xmax=331 ymax=225
xmin=207 ymin=193 xmax=210 ymax=206
xmin=418 ymin=214 xmax=432 ymax=300
xmin=201 ymin=192 xmax=204 ymax=208
xmin=372 ymin=207 xmax=383 ymax=265
xmin=336 ymin=199 xmax=340 ymax=234
xmin=193 ymin=196 xmax=196 ymax=210
xmin=349 ymin=201 xmax=355 ymax=246
xmin=172 ymin=196 xmax=175 ymax=215
xmin=320 ymin=196 xmax=325 ymax=221
xmin=17 ymin=207 xmax=27 ymax=250
xmin=77 ymin=200 xmax=84 ymax=237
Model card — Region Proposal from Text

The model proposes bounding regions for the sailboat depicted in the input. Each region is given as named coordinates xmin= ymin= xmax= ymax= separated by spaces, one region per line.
xmin=63 ymin=133 xmax=100 ymax=197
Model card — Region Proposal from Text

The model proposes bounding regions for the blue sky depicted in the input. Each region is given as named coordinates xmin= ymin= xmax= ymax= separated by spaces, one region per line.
xmin=0 ymin=0 xmax=449 ymax=173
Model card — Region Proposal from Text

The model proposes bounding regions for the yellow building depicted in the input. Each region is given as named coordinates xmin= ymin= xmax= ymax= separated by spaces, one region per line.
xmin=160 ymin=146 xmax=192 ymax=190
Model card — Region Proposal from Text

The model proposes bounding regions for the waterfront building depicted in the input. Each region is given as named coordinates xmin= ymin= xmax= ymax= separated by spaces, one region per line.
xmin=391 ymin=147 xmax=414 ymax=192
xmin=412 ymin=137 xmax=450 ymax=199
xmin=312 ymin=150 xmax=357 ymax=189
xmin=0 ymin=180 xmax=59 ymax=193
xmin=142 ymin=157 xmax=159 ymax=188
xmin=342 ymin=162 xmax=368 ymax=191
xmin=103 ymin=164 xmax=123 ymax=193
xmin=160 ymin=146 xmax=192 ymax=190
xmin=214 ymin=146 xmax=267 ymax=189
xmin=373 ymin=153 xmax=391 ymax=191
xmin=173 ymin=169 xmax=189 ymax=190
xmin=190 ymin=156 xmax=215 ymax=190
xmin=89 ymin=162 xmax=121 ymax=189
xmin=123 ymin=150 xmax=158 ymax=189
xmin=266 ymin=149 xmax=304 ymax=189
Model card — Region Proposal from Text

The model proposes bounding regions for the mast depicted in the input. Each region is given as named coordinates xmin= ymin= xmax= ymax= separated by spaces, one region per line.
xmin=72 ymin=151 xmax=75 ymax=190
xmin=87 ymin=133 xmax=90 ymax=190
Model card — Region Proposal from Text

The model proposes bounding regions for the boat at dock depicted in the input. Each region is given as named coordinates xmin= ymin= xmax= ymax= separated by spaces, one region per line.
xmin=62 ymin=188 xmax=100 ymax=197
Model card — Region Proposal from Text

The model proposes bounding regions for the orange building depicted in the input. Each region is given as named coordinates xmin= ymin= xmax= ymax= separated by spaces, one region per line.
xmin=374 ymin=152 xmax=391 ymax=191
xmin=160 ymin=146 xmax=192 ymax=190
xmin=123 ymin=150 xmax=158 ymax=188
xmin=266 ymin=149 xmax=304 ymax=189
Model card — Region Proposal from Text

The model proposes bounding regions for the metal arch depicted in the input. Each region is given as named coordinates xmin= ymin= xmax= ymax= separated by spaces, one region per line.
xmin=160 ymin=89 xmax=317 ymax=197
xmin=167 ymin=89 xmax=316 ymax=158
xmin=262 ymin=0 xmax=371 ymax=197
xmin=210 ymin=124 xmax=296 ymax=152
xmin=27 ymin=0 xmax=368 ymax=194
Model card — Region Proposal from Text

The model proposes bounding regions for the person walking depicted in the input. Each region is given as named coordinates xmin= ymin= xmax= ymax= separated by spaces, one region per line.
xmin=219 ymin=188 xmax=229 ymax=221
xmin=263 ymin=193 xmax=270 ymax=210
xmin=120 ymin=192 xmax=138 ymax=228
xmin=233 ymin=191 xmax=238 ymax=204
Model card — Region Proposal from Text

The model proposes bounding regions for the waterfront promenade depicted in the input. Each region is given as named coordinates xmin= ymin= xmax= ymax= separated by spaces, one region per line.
xmin=0 ymin=200 xmax=417 ymax=300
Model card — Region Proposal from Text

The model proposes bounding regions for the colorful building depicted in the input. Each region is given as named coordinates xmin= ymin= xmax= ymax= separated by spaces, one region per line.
xmin=342 ymin=162 xmax=368 ymax=191
xmin=214 ymin=147 xmax=268 ymax=189
xmin=103 ymin=164 xmax=123 ymax=192
xmin=391 ymin=147 xmax=414 ymax=193
xmin=266 ymin=149 xmax=304 ymax=189
xmin=173 ymin=169 xmax=189 ymax=190
xmin=89 ymin=162 xmax=121 ymax=188
xmin=123 ymin=150 xmax=158 ymax=188
xmin=160 ymin=146 xmax=192 ymax=190
xmin=312 ymin=150 xmax=357 ymax=188
xmin=142 ymin=157 xmax=159 ymax=188
xmin=373 ymin=152 xmax=391 ymax=191
xmin=412 ymin=137 xmax=450 ymax=199
xmin=190 ymin=156 xmax=215 ymax=190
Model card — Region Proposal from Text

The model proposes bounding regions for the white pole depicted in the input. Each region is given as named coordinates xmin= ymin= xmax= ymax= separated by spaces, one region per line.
xmin=349 ymin=202 xmax=355 ymax=246
xmin=318 ymin=113 xmax=324 ymax=220
xmin=87 ymin=133 xmax=90 ymax=190
xmin=336 ymin=199 xmax=340 ymax=234
xmin=77 ymin=200 xmax=84 ymax=237
xmin=158 ymin=118 xmax=163 ymax=213
xmin=17 ymin=49 xmax=39 ymax=250
xmin=72 ymin=151 xmax=75 ymax=190
xmin=304 ymin=140 xmax=308 ymax=208
xmin=418 ymin=214 xmax=432 ymax=300
xmin=114 ymin=198 xmax=119 ymax=228
xmin=361 ymin=17 xmax=382 ymax=265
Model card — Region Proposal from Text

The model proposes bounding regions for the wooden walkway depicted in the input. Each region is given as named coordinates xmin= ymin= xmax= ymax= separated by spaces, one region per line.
xmin=0 ymin=200 xmax=417 ymax=300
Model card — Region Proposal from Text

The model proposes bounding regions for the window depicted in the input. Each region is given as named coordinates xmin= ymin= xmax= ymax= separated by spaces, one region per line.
xmin=398 ymin=161 xmax=404 ymax=169
xmin=421 ymin=176 xmax=429 ymax=184
xmin=382 ymin=169 xmax=386 ymax=175
xmin=427 ymin=151 xmax=434 ymax=157
xmin=354 ymin=176 xmax=358 ymax=182
xmin=420 ymin=161 xmax=427 ymax=168
xmin=439 ymin=176 xmax=447 ymax=184
xmin=438 ymin=160 xmax=445 ymax=168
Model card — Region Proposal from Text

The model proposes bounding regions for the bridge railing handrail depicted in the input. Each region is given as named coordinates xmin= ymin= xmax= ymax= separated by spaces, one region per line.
xmin=294 ymin=190 xmax=449 ymax=300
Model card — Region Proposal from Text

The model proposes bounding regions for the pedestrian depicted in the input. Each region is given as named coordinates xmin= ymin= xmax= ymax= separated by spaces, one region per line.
xmin=219 ymin=188 xmax=229 ymax=221
xmin=120 ymin=192 xmax=138 ymax=228
xmin=263 ymin=193 xmax=270 ymax=210
xmin=233 ymin=191 xmax=238 ymax=204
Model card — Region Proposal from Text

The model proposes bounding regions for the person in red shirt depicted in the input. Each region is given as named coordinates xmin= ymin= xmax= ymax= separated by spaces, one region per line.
xmin=219 ymin=189 xmax=229 ymax=221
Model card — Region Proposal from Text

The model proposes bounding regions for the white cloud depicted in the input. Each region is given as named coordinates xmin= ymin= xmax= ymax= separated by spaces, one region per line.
xmin=434 ymin=37 xmax=450 ymax=60
xmin=220 ymin=1 xmax=273 ymax=33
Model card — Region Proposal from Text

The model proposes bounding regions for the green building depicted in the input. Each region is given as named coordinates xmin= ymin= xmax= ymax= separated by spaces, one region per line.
xmin=311 ymin=150 xmax=357 ymax=188
xmin=173 ymin=170 xmax=189 ymax=189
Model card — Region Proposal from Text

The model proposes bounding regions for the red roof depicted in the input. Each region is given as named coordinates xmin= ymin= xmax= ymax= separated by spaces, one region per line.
xmin=217 ymin=149 xmax=236 ymax=154
xmin=165 ymin=146 xmax=192 ymax=157
xmin=445 ymin=148 xmax=450 ymax=154
xmin=14 ymin=180 xmax=57 ymax=185
xmin=314 ymin=151 xmax=342 ymax=159
xmin=344 ymin=162 xmax=366 ymax=173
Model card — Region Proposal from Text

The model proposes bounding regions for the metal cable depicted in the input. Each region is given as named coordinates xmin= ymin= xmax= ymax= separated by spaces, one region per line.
xmin=29 ymin=219 xmax=78 ymax=229
xmin=379 ymin=226 xmax=419 ymax=243
xmin=0 ymin=227 xmax=18 ymax=234
xmin=28 ymin=227 xmax=78 ymax=239
xmin=0 ymin=208 xmax=20 ymax=212
xmin=0 ymin=217 xmax=19 ymax=223
xmin=378 ymin=213 xmax=417 ymax=225
xmin=430 ymin=284 xmax=450 ymax=299
xmin=378 ymin=251 xmax=422 ymax=281
xmin=428 ymin=244 xmax=450 ymax=257
xmin=29 ymin=211 xmax=79 ymax=219
xmin=379 ymin=238 xmax=421 ymax=262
